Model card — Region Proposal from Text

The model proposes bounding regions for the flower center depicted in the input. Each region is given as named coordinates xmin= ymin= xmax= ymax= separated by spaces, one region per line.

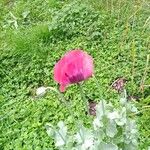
xmin=65 ymin=73 xmax=84 ymax=83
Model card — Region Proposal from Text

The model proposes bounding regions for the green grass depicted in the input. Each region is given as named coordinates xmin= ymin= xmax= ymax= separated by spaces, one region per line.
xmin=0 ymin=0 xmax=150 ymax=149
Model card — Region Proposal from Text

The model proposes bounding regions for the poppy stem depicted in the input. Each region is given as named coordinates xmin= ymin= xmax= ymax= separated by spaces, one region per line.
xmin=46 ymin=87 xmax=75 ymax=121
xmin=46 ymin=86 xmax=84 ymax=141
xmin=92 ymin=75 xmax=105 ymax=115
xmin=93 ymin=75 xmax=103 ymax=100
xmin=78 ymin=83 xmax=89 ymax=115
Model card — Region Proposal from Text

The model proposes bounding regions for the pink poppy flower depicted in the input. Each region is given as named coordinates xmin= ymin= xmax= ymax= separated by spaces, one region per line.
xmin=54 ymin=49 xmax=94 ymax=92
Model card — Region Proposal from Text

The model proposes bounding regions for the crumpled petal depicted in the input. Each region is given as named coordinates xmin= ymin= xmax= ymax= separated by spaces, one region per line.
xmin=54 ymin=49 xmax=94 ymax=92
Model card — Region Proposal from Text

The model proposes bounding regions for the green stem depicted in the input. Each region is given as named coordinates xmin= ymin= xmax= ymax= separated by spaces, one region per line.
xmin=46 ymin=87 xmax=75 ymax=120
xmin=93 ymin=75 xmax=103 ymax=100
xmin=101 ymin=100 xmax=105 ymax=115
xmin=50 ymin=125 xmax=66 ymax=144
xmin=93 ymin=75 xmax=106 ymax=115
xmin=46 ymin=87 xmax=84 ymax=141
xmin=78 ymin=83 xmax=89 ymax=115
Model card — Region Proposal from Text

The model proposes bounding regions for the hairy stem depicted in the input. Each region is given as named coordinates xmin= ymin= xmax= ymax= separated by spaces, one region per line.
xmin=46 ymin=87 xmax=84 ymax=141
xmin=46 ymin=87 xmax=75 ymax=120
xmin=78 ymin=83 xmax=89 ymax=115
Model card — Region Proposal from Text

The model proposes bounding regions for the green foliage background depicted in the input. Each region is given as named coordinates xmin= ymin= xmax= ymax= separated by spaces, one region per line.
xmin=0 ymin=0 xmax=149 ymax=149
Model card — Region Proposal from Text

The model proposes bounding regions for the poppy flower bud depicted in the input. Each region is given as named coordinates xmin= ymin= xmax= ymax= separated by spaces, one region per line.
xmin=36 ymin=86 xmax=47 ymax=97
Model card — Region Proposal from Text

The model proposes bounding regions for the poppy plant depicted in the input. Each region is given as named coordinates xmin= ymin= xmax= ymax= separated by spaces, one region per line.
xmin=54 ymin=49 xmax=94 ymax=92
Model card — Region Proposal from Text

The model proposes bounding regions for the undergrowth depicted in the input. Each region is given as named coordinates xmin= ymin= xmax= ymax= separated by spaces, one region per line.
xmin=0 ymin=0 xmax=149 ymax=149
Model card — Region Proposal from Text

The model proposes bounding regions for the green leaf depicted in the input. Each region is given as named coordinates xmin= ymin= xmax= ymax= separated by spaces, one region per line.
xmin=125 ymin=119 xmax=138 ymax=146
xmin=95 ymin=101 xmax=105 ymax=119
xmin=94 ymin=129 xmax=105 ymax=142
xmin=55 ymin=121 xmax=67 ymax=147
xmin=96 ymin=100 xmax=113 ymax=119
xmin=22 ymin=10 xmax=30 ymax=19
xmin=120 ymin=97 xmax=127 ymax=105
xmin=93 ymin=117 xmax=104 ymax=130
xmin=107 ymin=111 xmax=120 ymax=120
xmin=106 ymin=120 xmax=117 ymax=138
xmin=45 ymin=123 xmax=55 ymax=137
xmin=115 ymin=107 xmax=127 ymax=126
xmin=75 ymin=125 xmax=94 ymax=149
xmin=99 ymin=142 xmax=118 ymax=150
xmin=126 ymin=103 xmax=138 ymax=113
xmin=55 ymin=132 xmax=66 ymax=147
xmin=124 ymin=143 xmax=137 ymax=150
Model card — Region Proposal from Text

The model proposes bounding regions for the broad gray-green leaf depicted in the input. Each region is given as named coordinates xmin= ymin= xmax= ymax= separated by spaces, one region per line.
xmin=124 ymin=143 xmax=137 ymax=150
xmin=99 ymin=142 xmax=118 ymax=150
xmin=55 ymin=133 xmax=65 ymax=147
xmin=45 ymin=123 xmax=67 ymax=147
xmin=90 ymin=140 xmax=102 ymax=150
xmin=96 ymin=101 xmax=105 ymax=119
xmin=57 ymin=121 xmax=67 ymax=138
xmin=94 ymin=130 xmax=105 ymax=142
xmin=96 ymin=101 xmax=113 ymax=117
xmin=115 ymin=107 xmax=127 ymax=126
xmin=112 ymin=135 xmax=124 ymax=144
xmin=125 ymin=119 xmax=138 ymax=146
xmin=45 ymin=123 xmax=55 ymax=137
xmin=125 ymin=120 xmax=137 ymax=136
xmin=106 ymin=120 xmax=117 ymax=138
xmin=93 ymin=117 xmax=103 ymax=130
xmin=120 ymin=97 xmax=127 ymax=105
xmin=107 ymin=111 xmax=120 ymax=120
xmin=55 ymin=121 xmax=67 ymax=147
xmin=75 ymin=125 xmax=94 ymax=149
xmin=22 ymin=10 xmax=30 ymax=19
xmin=126 ymin=103 xmax=138 ymax=113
